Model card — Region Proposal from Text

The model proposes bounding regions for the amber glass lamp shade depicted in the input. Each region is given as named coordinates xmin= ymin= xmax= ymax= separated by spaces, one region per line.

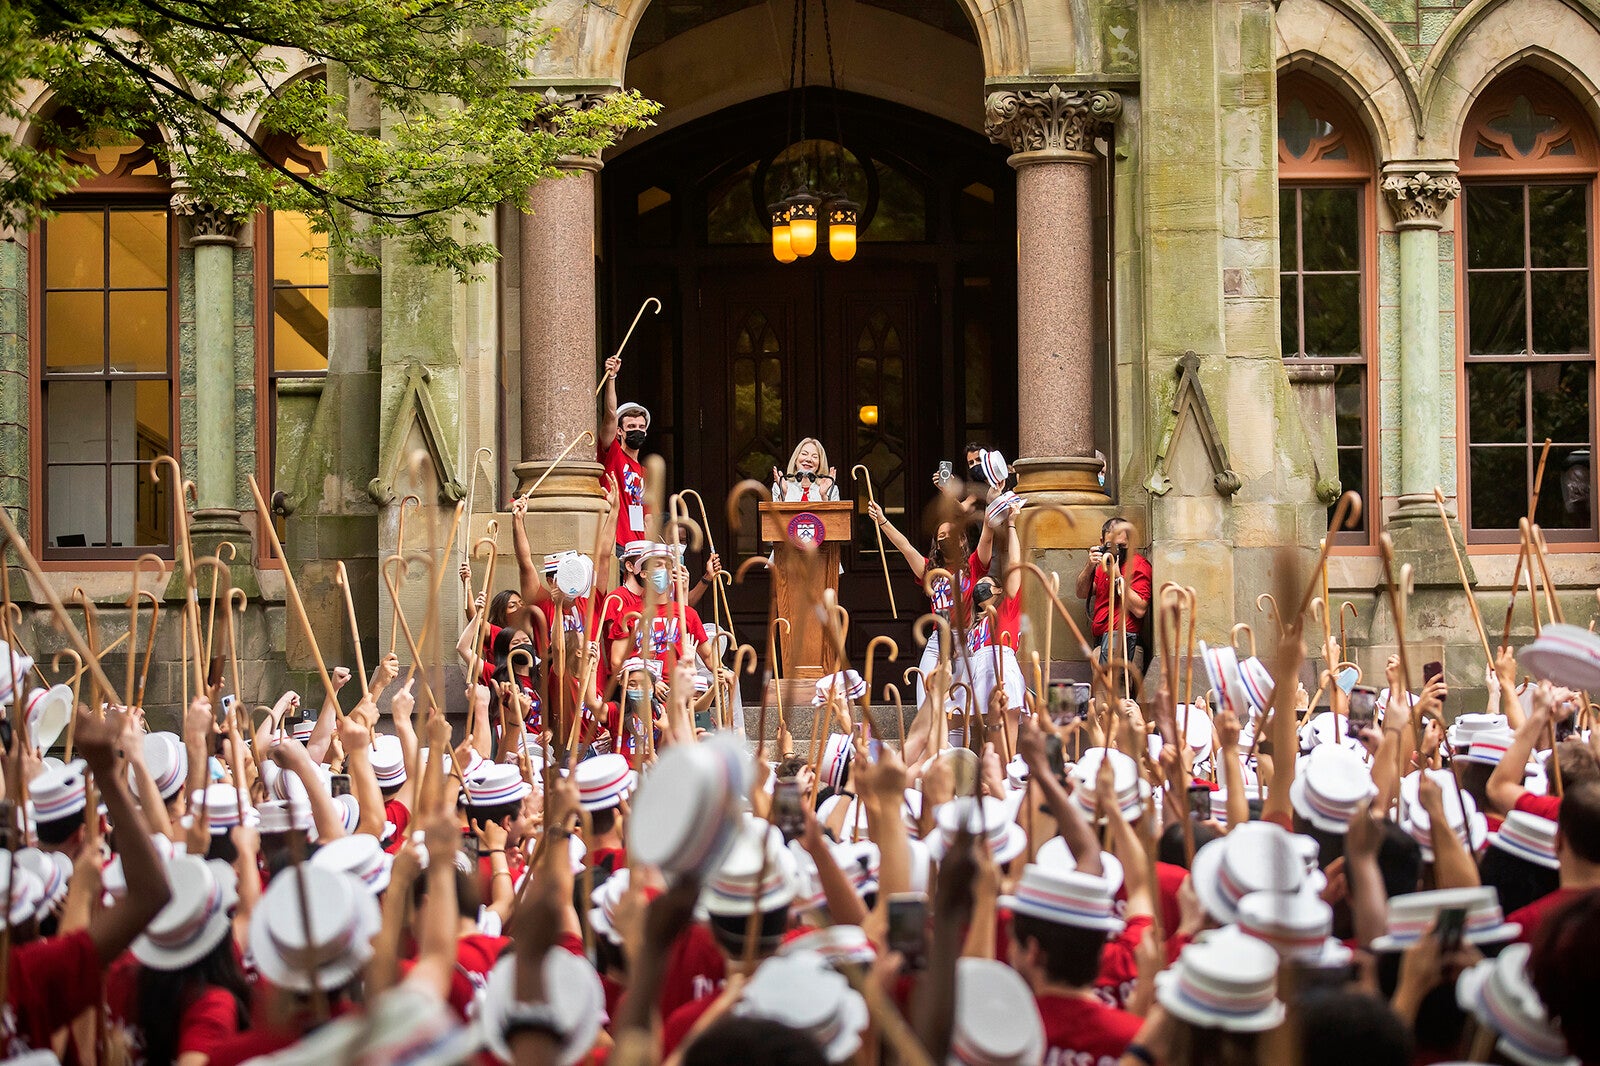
xmin=786 ymin=192 xmax=820 ymax=257
xmin=828 ymin=199 xmax=859 ymax=262
xmin=769 ymin=202 xmax=797 ymax=264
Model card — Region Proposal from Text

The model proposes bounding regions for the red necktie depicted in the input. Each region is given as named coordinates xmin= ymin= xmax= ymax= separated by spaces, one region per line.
xmin=801 ymin=484 xmax=811 ymax=502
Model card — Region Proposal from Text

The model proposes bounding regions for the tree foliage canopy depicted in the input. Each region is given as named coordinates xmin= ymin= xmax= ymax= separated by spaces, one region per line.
xmin=0 ymin=0 xmax=657 ymax=273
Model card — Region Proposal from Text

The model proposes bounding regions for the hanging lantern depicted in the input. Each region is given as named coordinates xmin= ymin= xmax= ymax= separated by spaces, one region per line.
xmin=786 ymin=191 xmax=819 ymax=257
xmin=827 ymin=198 xmax=859 ymax=262
xmin=769 ymin=202 xmax=796 ymax=264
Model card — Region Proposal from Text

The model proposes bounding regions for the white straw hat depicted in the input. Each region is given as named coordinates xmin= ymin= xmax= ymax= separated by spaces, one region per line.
xmin=1288 ymin=744 xmax=1377 ymax=833
xmin=626 ymin=734 xmax=747 ymax=876
xmin=0 ymin=851 xmax=46 ymax=927
xmin=1372 ymin=886 xmax=1520 ymax=952
xmin=1399 ymin=769 xmax=1489 ymax=861
xmin=13 ymin=848 xmax=70 ymax=918
xmin=1155 ymin=927 xmax=1286 ymax=1033
xmin=370 ymin=735 xmax=407 ymax=788
xmin=478 ymin=948 xmax=607 ymax=1065
xmin=1189 ymin=821 xmax=1325 ymax=926
xmin=1520 ymin=623 xmax=1600 ymax=691
xmin=1000 ymin=863 xmax=1124 ymax=933
xmin=311 ymin=833 xmax=394 ymax=896
xmin=926 ymin=796 xmax=1027 ymax=866
xmin=574 ymin=753 xmax=636 ymax=812
xmin=1067 ymin=748 xmax=1149 ymax=823
xmin=948 ymin=957 xmax=1045 ymax=1065
xmin=1456 ymin=942 xmax=1577 ymax=1066
xmin=701 ymin=818 xmax=797 ymax=918
xmin=1033 ymin=835 xmax=1126 ymax=895
xmin=132 ymin=854 xmax=239 ymax=970
xmin=1489 ymin=811 xmax=1560 ymax=871
xmin=137 ymin=732 xmax=189 ymax=800
xmin=1235 ymin=889 xmax=1352 ymax=967
xmin=736 ymin=950 xmax=869 ymax=1063
xmin=249 ymin=866 xmax=381 ymax=992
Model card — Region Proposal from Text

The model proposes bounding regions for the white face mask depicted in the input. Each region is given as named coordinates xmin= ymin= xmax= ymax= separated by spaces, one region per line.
xmin=649 ymin=568 xmax=672 ymax=594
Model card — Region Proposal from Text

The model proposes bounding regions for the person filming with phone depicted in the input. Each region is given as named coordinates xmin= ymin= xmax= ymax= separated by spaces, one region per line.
xmin=1075 ymin=517 xmax=1151 ymax=666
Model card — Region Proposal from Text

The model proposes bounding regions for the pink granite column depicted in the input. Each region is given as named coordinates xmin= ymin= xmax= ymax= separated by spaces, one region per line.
xmin=985 ymin=85 xmax=1121 ymax=506
xmin=515 ymin=154 xmax=605 ymax=505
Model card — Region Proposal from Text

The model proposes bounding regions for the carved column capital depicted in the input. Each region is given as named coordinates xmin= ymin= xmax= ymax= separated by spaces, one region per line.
xmin=984 ymin=84 xmax=1122 ymax=162
xmin=531 ymin=86 xmax=620 ymax=171
xmin=170 ymin=194 xmax=247 ymax=245
xmin=1381 ymin=165 xmax=1461 ymax=229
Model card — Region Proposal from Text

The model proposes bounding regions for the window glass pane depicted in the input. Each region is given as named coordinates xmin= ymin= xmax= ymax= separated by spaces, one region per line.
xmin=863 ymin=159 xmax=926 ymax=242
xmin=1530 ymin=360 xmax=1591 ymax=443
xmin=273 ymin=287 xmax=329 ymax=372
xmin=127 ymin=379 xmax=171 ymax=459
xmin=706 ymin=162 xmax=764 ymax=245
xmin=109 ymin=462 xmax=155 ymax=548
xmin=1280 ymin=276 xmax=1300 ymax=357
xmin=1299 ymin=188 xmax=1359 ymax=271
xmin=1538 ymin=445 xmax=1593 ymax=531
xmin=759 ymin=356 xmax=782 ymax=438
xmin=1333 ymin=364 xmax=1364 ymax=448
xmin=1529 ymin=185 xmax=1587 ymax=268
xmin=107 ymin=290 xmax=168 ymax=373
xmin=272 ymin=211 xmax=326 ymax=288
xmin=1468 ymin=364 xmax=1526 ymax=444
xmin=1470 ymin=447 xmax=1527 ymax=530
xmin=46 ymin=464 xmax=107 ymax=549
xmin=732 ymin=358 xmax=755 ymax=440
xmin=1301 ymin=273 xmax=1360 ymax=357
xmin=1529 ymin=271 xmax=1589 ymax=354
xmin=108 ymin=210 xmax=167 ymax=287
xmin=44 ymin=291 xmax=104 ymax=372
xmin=1336 ymin=446 xmax=1366 ymax=524
xmin=45 ymin=212 xmax=104 ymax=289
xmin=1279 ymin=187 xmax=1296 ymax=269
xmin=882 ymin=355 xmax=904 ymax=427
xmin=1468 ymin=272 xmax=1527 ymax=355
xmin=1466 ymin=186 xmax=1524 ymax=270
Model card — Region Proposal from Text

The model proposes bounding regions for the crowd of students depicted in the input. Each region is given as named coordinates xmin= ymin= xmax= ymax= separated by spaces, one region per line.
xmin=0 ymin=371 xmax=1592 ymax=1066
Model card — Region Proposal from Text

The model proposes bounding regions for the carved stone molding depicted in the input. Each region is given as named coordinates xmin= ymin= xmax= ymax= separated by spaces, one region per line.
xmin=170 ymin=194 xmax=247 ymax=245
xmin=984 ymin=84 xmax=1122 ymax=159
xmin=1381 ymin=166 xmax=1461 ymax=229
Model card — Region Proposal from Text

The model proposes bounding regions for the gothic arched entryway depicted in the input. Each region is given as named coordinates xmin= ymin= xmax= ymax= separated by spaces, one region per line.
xmin=602 ymin=90 xmax=1018 ymax=677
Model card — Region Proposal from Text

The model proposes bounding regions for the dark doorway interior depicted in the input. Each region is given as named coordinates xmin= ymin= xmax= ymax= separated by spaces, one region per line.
xmin=601 ymin=91 xmax=1018 ymax=689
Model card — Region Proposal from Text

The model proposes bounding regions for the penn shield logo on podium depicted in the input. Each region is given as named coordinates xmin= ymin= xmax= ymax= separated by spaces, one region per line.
xmin=787 ymin=512 xmax=823 ymax=549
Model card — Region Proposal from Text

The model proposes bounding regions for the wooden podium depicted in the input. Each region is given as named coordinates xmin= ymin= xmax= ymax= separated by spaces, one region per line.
xmin=760 ymin=500 xmax=853 ymax=705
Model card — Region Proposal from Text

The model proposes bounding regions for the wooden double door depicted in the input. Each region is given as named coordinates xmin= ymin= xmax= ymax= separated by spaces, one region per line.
xmin=688 ymin=263 xmax=939 ymax=674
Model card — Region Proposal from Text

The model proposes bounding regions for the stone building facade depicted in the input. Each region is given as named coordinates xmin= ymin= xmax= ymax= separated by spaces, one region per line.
xmin=2 ymin=0 xmax=1598 ymax=722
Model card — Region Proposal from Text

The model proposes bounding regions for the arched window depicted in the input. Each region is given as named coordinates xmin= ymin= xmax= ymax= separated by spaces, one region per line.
xmin=259 ymin=132 xmax=328 ymax=549
xmin=1278 ymin=75 xmax=1374 ymax=535
xmin=34 ymin=122 xmax=175 ymax=557
xmin=1459 ymin=70 xmax=1596 ymax=541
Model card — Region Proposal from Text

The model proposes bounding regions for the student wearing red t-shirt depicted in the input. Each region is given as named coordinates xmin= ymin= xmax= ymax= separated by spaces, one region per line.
xmin=1074 ymin=517 xmax=1152 ymax=665
xmin=402 ymin=861 xmax=510 ymax=1019
xmin=1509 ymin=781 xmax=1600 ymax=944
xmin=1488 ymin=681 xmax=1598 ymax=824
xmin=966 ymin=498 xmax=1026 ymax=745
xmin=4 ymin=708 xmax=173 ymax=1058
xmin=599 ymin=352 xmax=651 ymax=548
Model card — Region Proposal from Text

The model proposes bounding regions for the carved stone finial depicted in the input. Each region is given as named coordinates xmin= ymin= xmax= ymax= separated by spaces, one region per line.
xmin=1381 ymin=169 xmax=1462 ymax=229
xmin=530 ymin=88 xmax=621 ymax=167
xmin=984 ymin=84 xmax=1122 ymax=158
xmin=170 ymin=194 xmax=247 ymax=244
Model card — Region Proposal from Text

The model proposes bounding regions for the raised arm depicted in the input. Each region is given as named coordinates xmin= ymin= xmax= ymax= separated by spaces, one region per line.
xmin=511 ymin=496 xmax=549 ymax=609
xmin=1018 ymin=717 xmax=1103 ymax=877
xmin=867 ymin=501 xmax=926 ymax=578
xmin=599 ymin=354 xmax=621 ymax=449
xmin=1488 ymin=682 xmax=1553 ymax=816
xmin=80 ymin=708 xmax=172 ymax=963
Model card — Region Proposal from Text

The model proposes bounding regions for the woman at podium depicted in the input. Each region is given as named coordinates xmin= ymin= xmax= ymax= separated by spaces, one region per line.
xmin=771 ymin=438 xmax=840 ymax=503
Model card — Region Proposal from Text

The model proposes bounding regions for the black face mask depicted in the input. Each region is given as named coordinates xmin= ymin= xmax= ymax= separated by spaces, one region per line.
xmin=969 ymin=463 xmax=986 ymax=483
xmin=973 ymin=582 xmax=994 ymax=607
xmin=623 ymin=429 xmax=647 ymax=449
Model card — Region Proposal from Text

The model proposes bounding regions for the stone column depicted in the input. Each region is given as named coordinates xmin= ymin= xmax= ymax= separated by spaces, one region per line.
xmin=172 ymin=196 xmax=257 ymax=593
xmin=514 ymin=91 xmax=609 ymax=542
xmin=1380 ymin=164 xmax=1471 ymax=588
xmin=984 ymin=84 xmax=1121 ymax=508
xmin=1381 ymin=165 xmax=1461 ymax=513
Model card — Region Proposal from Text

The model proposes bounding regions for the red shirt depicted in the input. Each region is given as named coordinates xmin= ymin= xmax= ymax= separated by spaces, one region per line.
xmin=656 ymin=923 xmax=726 ymax=1021
xmin=1113 ymin=862 xmax=1187 ymax=943
xmin=967 ymin=592 xmax=1022 ymax=654
xmin=1509 ymin=886 xmax=1595 ymax=944
xmin=662 ymin=992 xmax=718 ymax=1059
xmin=1094 ymin=914 xmax=1152 ymax=1010
xmin=601 ymin=440 xmax=648 ymax=546
xmin=2 ymin=930 xmax=99 ymax=1057
xmin=634 ymin=603 xmax=708 ymax=675
xmin=1037 ymin=991 xmax=1142 ymax=1066
xmin=1514 ymin=792 xmax=1562 ymax=821
xmin=1091 ymin=552 xmax=1153 ymax=638
xmin=383 ymin=798 xmax=412 ymax=854
xmin=599 ymin=586 xmax=645 ymax=692
xmin=399 ymin=933 xmax=508 ymax=1020
xmin=926 ymin=550 xmax=988 ymax=621
xmin=104 ymin=955 xmax=243 ymax=1065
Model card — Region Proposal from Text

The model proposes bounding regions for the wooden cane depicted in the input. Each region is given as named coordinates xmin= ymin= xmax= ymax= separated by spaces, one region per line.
xmin=150 ymin=460 xmax=207 ymax=697
xmin=248 ymin=476 xmax=337 ymax=703
xmin=1502 ymin=439 xmax=1553 ymax=648
xmin=389 ymin=494 xmax=421 ymax=656
xmin=769 ymin=616 xmax=791 ymax=752
xmin=1433 ymin=488 xmax=1493 ymax=668
xmin=519 ymin=431 xmax=596 ymax=503
xmin=593 ymin=297 xmax=663 ymax=398
xmin=1294 ymin=492 xmax=1362 ymax=623
xmin=1529 ymin=524 xmax=1563 ymax=625
xmin=1256 ymin=592 xmax=1284 ymax=639
xmin=334 ymin=561 xmax=370 ymax=704
xmin=852 ymin=465 xmax=899 ymax=618
xmin=464 ymin=447 xmax=494 ymax=565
